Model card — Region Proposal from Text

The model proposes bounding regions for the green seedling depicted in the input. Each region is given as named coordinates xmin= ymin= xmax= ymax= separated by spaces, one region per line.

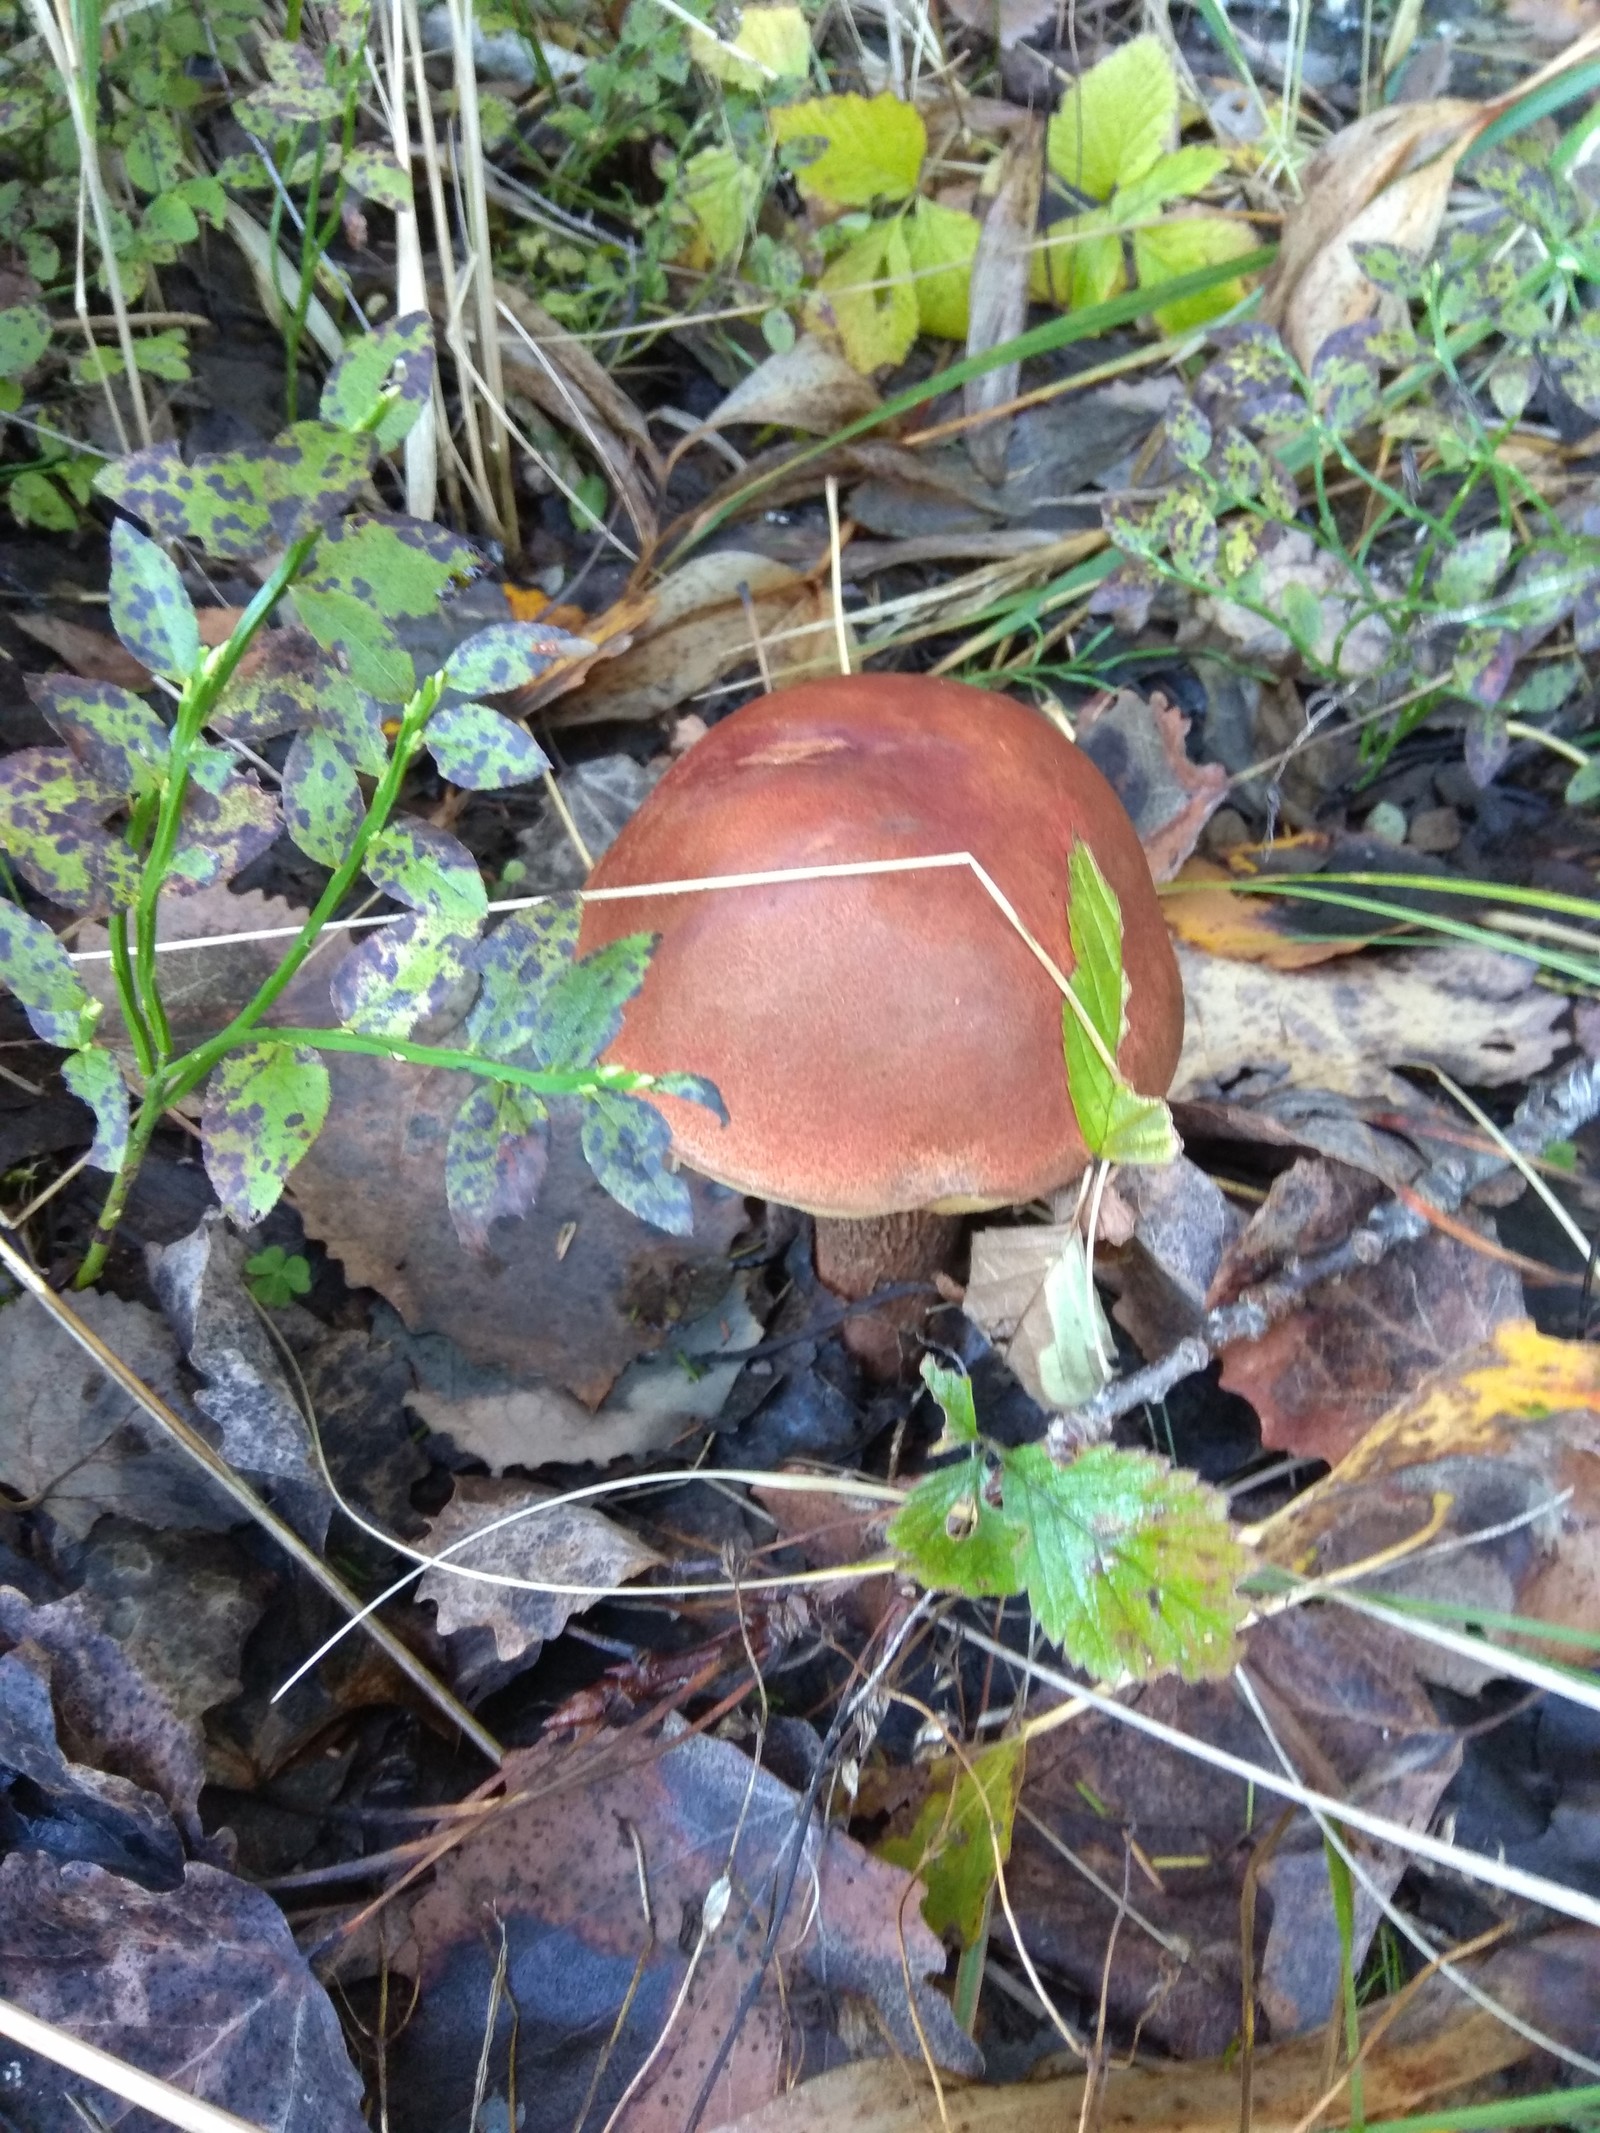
xmin=243 ymin=1244 xmax=312 ymax=1306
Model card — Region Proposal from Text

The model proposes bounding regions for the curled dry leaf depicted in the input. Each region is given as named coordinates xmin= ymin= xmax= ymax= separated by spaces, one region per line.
xmin=1075 ymin=690 xmax=1228 ymax=881
xmin=678 ymin=334 xmax=881 ymax=451
xmin=1260 ymin=96 xmax=1479 ymax=367
xmin=963 ymin=115 xmax=1044 ymax=484
xmin=1164 ymin=857 xmax=1373 ymax=969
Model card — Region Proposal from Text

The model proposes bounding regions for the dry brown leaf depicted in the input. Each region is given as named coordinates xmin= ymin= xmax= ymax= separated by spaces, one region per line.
xmin=1260 ymin=97 xmax=1479 ymax=367
xmin=555 ymin=550 xmax=850 ymax=725
xmin=503 ymin=585 xmax=657 ymax=716
xmin=495 ymin=282 xmax=665 ymax=477
xmin=1173 ymin=942 xmax=1567 ymax=1105
xmin=963 ymin=116 xmax=1044 ymax=483
xmin=940 ymin=0 xmax=1058 ymax=45
xmin=1076 ymin=691 xmax=1228 ymax=881
xmin=1163 ymin=859 xmax=1371 ymax=968
xmin=10 ymin=613 xmax=155 ymax=688
xmin=962 ymin=1222 xmax=1082 ymax=1409
xmin=680 ymin=335 xmax=881 ymax=448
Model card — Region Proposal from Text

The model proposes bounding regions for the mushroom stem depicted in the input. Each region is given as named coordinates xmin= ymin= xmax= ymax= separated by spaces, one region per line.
xmin=812 ymin=1211 xmax=964 ymax=1376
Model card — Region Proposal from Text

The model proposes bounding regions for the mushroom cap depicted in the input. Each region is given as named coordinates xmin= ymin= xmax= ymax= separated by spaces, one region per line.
xmin=578 ymin=673 xmax=1183 ymax=1218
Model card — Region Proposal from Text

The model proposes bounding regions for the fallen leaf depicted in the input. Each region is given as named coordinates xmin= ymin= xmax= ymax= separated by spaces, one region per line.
xmin=963 ymin=1223 xmax=1111 ymax=1411
xmin=0 ymin=1851 xmax=366 ymax=2131
xmin=941 ymin=0 xmax=1058 ymax=45
xmin=503 ymin=586 xmax=657 ymax=718
xmin=1260 ymin=97 xmax=1479 ymax=367
xmin=0 ymin=1287 xmax=236 ymax=1541
xmin=1173 ymin=942 xmax=1568 ymax=1105
xmin=1163 ymin=857 xmax=1372 ymax=967
xmin=1109 ymin=1155 xmax=1241 ymax=1359
xmin=963 ymin=116 xmax=1044 ymax=483
xmin=388 ymin=1724 xmax=979 ymax=2133
xmin=555 ymin=551 xmax=850 ymax=725
xmin=680 ymin=335 xmax=881 ymax=447
xmin=10 ymin=612 xmax=155 ymax=689
xmin=418 ymin=1472 xmax=661 ymax=1675
xmin=1075 ymin=690 xmax=1229 ymax=880
xmin=1208 ymin=1155 xmax=1382 ymax=1308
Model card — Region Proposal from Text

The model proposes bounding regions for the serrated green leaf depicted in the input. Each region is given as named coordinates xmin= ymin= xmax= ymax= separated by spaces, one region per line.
xmin=446 ymin=1080 xmax=550 ymax=1252
xmin=201 ymin=1040 xmax=331 ymax=1223
xmin=1037 ymin=1234 xmax=1113 ymax=1410
xmin=807 ymin=218 xmax=919 ymax=373
xmin=771 ymin=92 xmax=926 ymax=207
xmin=675 ymin=145 xmax=762 ymax=271
xmin=1032 ymin=209 xmax=1123 ymax=311
xmin=1001 ymin=1442 xmax=1245 ymax=1681
xmin=0 ymin=902 xmax=99 ymax=1048
xmin=0 ymin=303 xmax=52 ymax=379
xmin=921 ymin=1354 xmax=979 ymax=1447
xmin=329 ymin=912 xmax=478 ymax=1037
xmin=888 ymin=1451 xmax=1020 ymax=1600
xmin=168 ymin=774 xmax=281 ymax=891
xmin=1046 ymin=34 xmax=1176 ymax=203
xmin=425 ymin=700 xmax=550 ymax=790
xmin=879 ymin=1738 xmax=1023 ymax=1946
xmin=27 ymin=677 xmax=169 ymax=795
xmin=0 ymin=747 xmax=139 ymax=914
xmin=1134 ymin=213 xmax=1257 ymax=332
xmin=580 ymin=1090 xmax=692 ymax=1233
xmin=364 ymin=820 xmax=487 ymax=931
xmin=905 ymin=197 xmax=980 ymax=340
xmin=443 ymin=621 xmax=592 ymax=696
xmin=62 ymin=1044 xmax=129 ymax=1172
xmin=108 ymin=519 xmax=200 ymax=681
xmin=282 ymin=726 xmax=363 ymax=867
xmin=318 ymin=312 xmax=435 ymax=451
xmin=292 ymin=587 xmax=416 ymax=702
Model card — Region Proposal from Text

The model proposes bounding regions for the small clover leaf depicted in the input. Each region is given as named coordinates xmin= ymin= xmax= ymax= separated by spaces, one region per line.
xmin=244 ymin=1245 xmax=313 ymax=1307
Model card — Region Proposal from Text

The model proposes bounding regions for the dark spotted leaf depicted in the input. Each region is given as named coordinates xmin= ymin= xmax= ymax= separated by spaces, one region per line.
xmin=536 ymin=935 xmax=655 ymax=1068
xmin=211 ymin=664 xmax=326 ymax=747
xmin=108 ymin=519 xmax=201 ymax=683
xmin=1257 ymin=454 xmax=1301 ymax=518
xmin=445 ymin=1080 xmax=550 ymax=1251
xmin=1217 ymin=514 xmax=1266 ymax=581
xmin=888 ymin=1449 xmax=1019 ymax=1601
xmin=203 ymin=1041 xmax=331 ymax=1223
xmin=1436 ymin=525 xmax=1510 ymax=611
xmin=1452 ymin=625 xmax=1519 ymax=707
xmin=62 ymin=1044 xmax=129 ymax=1172
xmin=1204 ymin=323 xmax=1305 ymax=437
xmin=1102 ymin=496 xmax=1161 ymax=560
xmin=292 ymin=587 xmax=415 ymax=702
xmin=1489 ymin=352 xmax=1538 ymax=422
xmin=1159 ymin=486 xmax=1217 ymax=576
xmin=95 ymin=442 xmax=273 ymax=559
xmin=168 ymin=775 xmax=280 ymax=892
xmin=1162 ymin=399 xmax=1211 ymax=471
xmin=0 ymin=748 xmax=138 ymax=914
xmin=234 ymin=38 xmax=342 ymax=129
xmin=364 ymin=820 xmax=486 ymax=931
xmin=0 ymin=302 xmax=50 ymax=379
xmin=1084 ymin=557 xmax=1158 ymax=630
xmin=1210 ymin=425 xmax=1265 ymax=498
xmin=579 ymin=1090 xmax=692 ymax=1233
xmin=27 ymin=677 xmax=169 ymax=795
xmin=0 ymin=902 xmax=99 ymax=1048
xmin=329 ymin=913 xmax=477 ymax=1037
xmin=1472 ymin=147 xmax=1574 ymax=240
xmin=1576 ymin=583 xmax=1600 ymax=657
xmin=424 ymin=700 xmax=550 ymax=790
xmin=1311 ymin=324 xmax=1381 ymax=432
xmin=442 ymin=622 xmax=593 ymax=696
xmin=317 ymin=676 xmax=391 ymax=774
xmin=188 ymin=744 xmax=236 ymax=795
xmin=1001 ymin=1443 xmax=1245 ymax=1681
xmin=319 ymin=312 xmax=436 ymax=452
xmin=1348 ymin=239 xmax=1424 ymax=296
xmin=464 ymin=902 xmax=582 ymax=1063
xmin=282 ymin=727 xmax=363 ymax=867
xmin=647 ymin=1070 xmax=728 ymax=1122
xmin=1505 ymin=657 xmax=1584 ymax=715
xmin=1544 ymin=329 xmax=1600 ymax=418
xmin=298 ymin=514 xmax=477 ymax=622
xmin=261 ymin=420 xmax=380 ymax=545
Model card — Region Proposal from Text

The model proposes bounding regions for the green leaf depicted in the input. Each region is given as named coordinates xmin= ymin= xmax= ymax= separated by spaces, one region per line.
xmin=179 ymin=174 xmax=228 ymax=229
xmin=95 ymin=441 xmax=273 ymax=559
xmin=27 ymin=677 xmax=169 ymax=796
xmin=141 ymin=189 xmax=199 ymax=245
xmin=879 ymin=1738 xmax=1023 ymax=1946
xmin=1032 ymin=208 xmax=1123 ymax=311
xmin=296 ymin=514 xmax=478 ymax=619
xmin=0 ymin=303 xmax=51 ymax=379
xmin=364 ymin=820 xmax=487 ymax=931
xmin=201 ymin=1040 xmax=331 ymax=1224
xmin=292 ymin=587 xmax=416 ymax=701
xmin=0 ymin=748 xmax=137 ymax=913
xmin=676 ymin=145 xmax=762 ymax=271
xmin=119 ymin=108 xmax=185 ymax=194
xmin=0 ymin=901 xmax=100 ymax=1048
xmin=771 ymin=92 xmax=926 ymax=207
xmin=262 ymin=419 xmax=381 ymax=545
xmin=905 ymin=198 xmax=980 ymax=341
xmin=7 ymin=472 xmax=76 ymax=532
xmin=425 ymin=700 xmax=550 ymax=790
xmin=342 ymin=146 xmax=412 ymax=211
xmin=1001 ymin=1442 xmax=1246 ymax=1681
xmin=1505 ymin=656 xmax=1584 ymax=715
xmin=234 ymin=38 xmax=343 ymax=128
xmin=1278 ymin=577 xmax=1326 ymax=652
xmin=1061 ymin=838 xmax=1179 ymax=1166
xmin=168 ymin=775 xmax=281 ymax=891
xmin=1046 ymin=34 xmax=1176 ymax=203
xmin=62 ymin=1044 xmax=129 ymax=1172
xmin=807 ymin=218 xmax=919 ymax=373
xmin=537 ymin=937 xmax=656 ymax=1068
xmin=921 ymin=1354 xmax=979 ymax=1448
xmin=1133 ymin=213 xmax=1257 ymax=332
xmin=580 ymin=1090 xmax=693 ymax=1233
xmin=1436 ymin=525 xmax=1511 ymax=610
xmin=888 ymin=1450 xmax=1021 ymax=1600
xmin=243 ymin=1244 xmax=312 ymax=1306
xmin=282 ymin=726 xmax=363 ymax=867
xmin=445 ymin=1079 xmax=550 ymax=1251
xmin=464 ymin=902 xmax=582 ymax=1062
xmin=690 ymin=1 xmax=811 ymax=87
xmin=329 ymin=913 xmax=478 ymax=1037
xmin=1037 ymin=1233 xmax=1113 ymax=1410
xmin=443 ymin=620 xmax=592 ymax=696
xmin=108 ymin=519 xmax=201 ymax=681
xmin=318 ymin=312 xmax=435 ymax=452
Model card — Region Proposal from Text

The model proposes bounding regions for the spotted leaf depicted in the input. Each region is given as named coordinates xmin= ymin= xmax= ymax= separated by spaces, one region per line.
xmin=442 ymin=621 xmax=593 ymax=696
xmin=62 ymin=1044 xmax=129 ymax=1172
xmin=533 ymin=935 xmax=655 ymax=1069
xmin=292 ymin=587 xmax=415 ymax=702
xmin=298 ymin=513 xmax=478 ymax=619
xmin=579 ymin=1090 xmax=692 ymax=1234
xmin=282 ymin=727 xmax=363 ymax=867
xmin=329 ymin=913 xmax=477 ymax=1037
xmin=319 ymin=312 xmax=436 ymax=452
xmin=0 ymin=902 xmax=100 ymax=1048
xmin=27 ymin=677 xmax=169 ymax=795
xmin=108 ymin=518 xmax=200 ymax=681
xmin=464 ymin=902 xmax=582 ymax=1064
xmin=0 ymin=748 xmax=138 ymax=914
xmin=424 ymin=700 xmax=550 ymax=790
xmin=202 ymin=1041 xmax=331 ymax=1224
xmin=261 ymin=420 xmax=380 ymax=545
xmin=95 ymin=442 xmax=272 ymax=559
xmin=168 ymin=774 xmax=281 ymax=892
xmin=445 ymin=1080 xmax=550 ymax=1252
xmin=364 ymin=820 xmax=486 ymax=932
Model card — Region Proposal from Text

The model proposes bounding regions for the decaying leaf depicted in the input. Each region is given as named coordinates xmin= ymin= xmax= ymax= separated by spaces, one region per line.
xmin=681 ymin=335 xmax=882 ymax=447
xmin=962 ymin=116 xmax=1044 ymax=483
xmin=1075 ymin=690 xmax=1228 ymax=880
xmin=1165 ymin=858 xmax=1373 ymax=968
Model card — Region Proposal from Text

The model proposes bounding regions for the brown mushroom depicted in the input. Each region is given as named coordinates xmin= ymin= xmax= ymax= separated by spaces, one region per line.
xmin=578 ymin=673 xmax=1183 ymax=1360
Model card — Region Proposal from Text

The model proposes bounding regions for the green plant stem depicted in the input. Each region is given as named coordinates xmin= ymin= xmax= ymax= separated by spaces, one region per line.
xmin=257 ymin=1025 xmax=688 ymax=1098
xmin=108 ymin=911 xmax=154 ymax=1079
xmin=74 ymin=1079 xmax=165 ymax=1286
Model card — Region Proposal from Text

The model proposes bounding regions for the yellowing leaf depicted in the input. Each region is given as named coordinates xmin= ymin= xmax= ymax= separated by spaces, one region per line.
xmin=806 ymin=218 xmax=918 ymax=372
xmin=772 ymin=92 xmax=926 ymax=207
xmin=879 ymin=1740 xmax=1023 ymax=1946
xmin=1046 ymin=33 xmax=1177 ymax=203
xmin=1112 ymin=144 xmax=1228 ymax=218
xmin=1031 ymin=210 xmax=1124 ymax=310
xmin=906 ymin=197 xmax=980 ymax=339
xmin=1134 ymin=211 xmax=1258 ymax=331
xmin=691 ymin=2 xmax=811 ymax=88
xmin=675 ymin=145 xmax=761 ymax=269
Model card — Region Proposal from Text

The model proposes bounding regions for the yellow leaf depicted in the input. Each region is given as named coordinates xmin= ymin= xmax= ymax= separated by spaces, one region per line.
xmin=1046 ymin=33 xmax=1177 ymax=203
xmin=674 ymin=144 xmax=761 ymax=269
xmin=1030 ymin=210 xmax=1124 ymax=309
xmin=805 ymin=218 xmax=919 ymax=372
xmin=690 ymin=2 xmax=811 ymax=88
xmin=905 ymin=197 xmax=979 ymax=339
xmin=1133 ymin=211 xmax=1257 ymax=332
xmin=771 ymin=91 xmax=926 ymax=208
